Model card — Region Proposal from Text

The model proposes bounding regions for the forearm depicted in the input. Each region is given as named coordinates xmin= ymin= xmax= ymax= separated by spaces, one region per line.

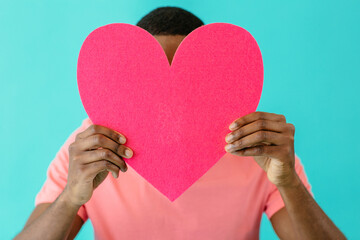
xmin=15 ymin=191 xmax=80 ymax=240
xmin=278 ymin=173 xmax=346 ymax=240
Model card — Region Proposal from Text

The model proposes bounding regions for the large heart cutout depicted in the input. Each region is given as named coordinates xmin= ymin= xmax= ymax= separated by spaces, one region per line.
xmin=77 ymin=23 xmax=263 ymax=201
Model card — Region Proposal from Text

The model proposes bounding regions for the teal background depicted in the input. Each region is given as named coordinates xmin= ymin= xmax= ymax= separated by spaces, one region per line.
xmin=1 ymin=0 xmax=359 ymax=239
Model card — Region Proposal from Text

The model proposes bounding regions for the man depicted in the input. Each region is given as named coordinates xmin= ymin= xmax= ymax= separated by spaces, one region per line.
xmin=15 ymin=6 xmax=346 ymax=240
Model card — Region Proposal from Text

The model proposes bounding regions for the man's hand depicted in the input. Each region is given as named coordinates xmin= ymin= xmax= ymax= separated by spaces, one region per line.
xmin=224 ymin=111 xmax=298 ymax=187
xmin=14 ymin=124 xmax=135 ymax=240
xmin=64 ymin=124 xmax=134 ymax=207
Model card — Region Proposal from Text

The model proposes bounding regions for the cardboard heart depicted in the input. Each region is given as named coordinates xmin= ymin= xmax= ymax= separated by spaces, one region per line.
xmin=77 ymin=23 xmax=263 ymax=201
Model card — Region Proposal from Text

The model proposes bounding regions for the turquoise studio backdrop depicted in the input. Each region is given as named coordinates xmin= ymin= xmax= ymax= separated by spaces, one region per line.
xmin=1 ymin=0 xmax=359 ymax=239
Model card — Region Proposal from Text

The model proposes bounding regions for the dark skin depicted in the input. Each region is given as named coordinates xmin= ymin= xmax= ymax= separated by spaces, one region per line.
xmin=225 ymin=111 xmax=346 ymax=239
xmin=15 ymin=35 xmax=346 ymax=240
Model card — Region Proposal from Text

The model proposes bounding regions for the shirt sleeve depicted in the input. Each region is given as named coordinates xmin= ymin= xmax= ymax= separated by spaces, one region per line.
xmin=35 ymin=118 xmax=92 ymax=222
xmin=263 ymin=154 xmax=313 ymax=219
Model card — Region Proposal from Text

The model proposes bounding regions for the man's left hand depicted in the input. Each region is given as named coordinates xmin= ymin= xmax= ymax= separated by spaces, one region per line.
xmin=225 ymin=111 xmax=299 ymax=187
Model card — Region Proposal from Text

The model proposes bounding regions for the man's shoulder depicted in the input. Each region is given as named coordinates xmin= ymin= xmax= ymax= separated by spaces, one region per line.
xmin=81 ymin=117 xmax=93 ymax=128
xmin=73 ymin=117 xmax=93 ymax=135
xmin=59 ymin=118 xmax=93 ymax=149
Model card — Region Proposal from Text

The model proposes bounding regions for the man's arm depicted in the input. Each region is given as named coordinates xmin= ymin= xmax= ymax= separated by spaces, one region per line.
xmin=270 ymin=207 xmax=297 ymax=240
xmin=15 ymin=124 xmax=133 ymax=239
xmin=15 ymin=191 xmax=83 ymax=240
xmin=270 ymin=173 xmax=346 ymax=239
xmin=23 ymin=202 xmax=84 ymax=240
xmin=225 ymin=111 xmax=346 ymax=239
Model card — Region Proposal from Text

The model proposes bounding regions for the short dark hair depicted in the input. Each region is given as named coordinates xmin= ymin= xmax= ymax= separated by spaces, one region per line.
xmin=136 ymin=6 xmax=204 ymax=35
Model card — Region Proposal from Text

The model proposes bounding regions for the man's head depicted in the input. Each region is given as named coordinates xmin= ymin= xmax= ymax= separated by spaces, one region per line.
xmin=136 ymin=7 xmax=204 ymax=65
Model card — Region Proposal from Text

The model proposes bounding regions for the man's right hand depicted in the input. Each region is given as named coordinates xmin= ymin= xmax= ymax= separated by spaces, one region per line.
xmin=63 ymin=124 xmax=133 ymax=207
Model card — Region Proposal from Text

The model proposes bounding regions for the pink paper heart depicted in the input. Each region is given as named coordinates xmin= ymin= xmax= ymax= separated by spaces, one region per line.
xmin=77 ymin=23 xmax=263 ymax=201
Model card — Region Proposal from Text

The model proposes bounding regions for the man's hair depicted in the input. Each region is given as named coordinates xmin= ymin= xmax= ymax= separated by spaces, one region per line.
xmin=136 ymin=6 xmax=204 ymax=35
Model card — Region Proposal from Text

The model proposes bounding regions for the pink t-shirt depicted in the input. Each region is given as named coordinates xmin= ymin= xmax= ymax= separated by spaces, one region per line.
xmin=35 ymin=118 xmax=313 ymax=240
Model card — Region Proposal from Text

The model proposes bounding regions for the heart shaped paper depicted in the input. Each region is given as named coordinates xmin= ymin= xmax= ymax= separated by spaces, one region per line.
xmin=77 ymin=23 xmax=263 ymax=201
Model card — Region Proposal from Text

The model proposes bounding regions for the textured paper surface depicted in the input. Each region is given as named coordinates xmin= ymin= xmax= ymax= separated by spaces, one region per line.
xmin=77 ymin=23 xmax=263 ymax=201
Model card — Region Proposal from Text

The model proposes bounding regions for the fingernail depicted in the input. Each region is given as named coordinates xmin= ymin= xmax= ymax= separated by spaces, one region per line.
xmin=119 ymin=136 xmax=126 ymax=144
xmin=225 ymin=144 xmax=233 ymax=151
xmin=225 ymin=134 xmax=233 ymax=142
xmin=229 ymin=122 xmax=237 ymax=130
xmin=112 ymin=172 xmax=118 ymax=178
xmin=125 ymin=149 xmax=133 ymax=157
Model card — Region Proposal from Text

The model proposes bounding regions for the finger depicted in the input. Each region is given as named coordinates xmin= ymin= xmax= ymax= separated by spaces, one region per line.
xmin=225 ymin=131 xmax=287 ymax=152
xmin=83 ymin=160 xmax=122 ymax=179
xmin=226 ymin=119 xmax=287 ymax=143
xmin=76 ymin=124 xmax=127 ymax=145
xmin=78 ymin=133 xmax=133 ymax=158
xmin=232 ymin=145 xmax=284 ymax=159
xmin=229 ymin=112 xmax=286 ymax=131
xmin=79 ymin=148 xmax=128 ymax=172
